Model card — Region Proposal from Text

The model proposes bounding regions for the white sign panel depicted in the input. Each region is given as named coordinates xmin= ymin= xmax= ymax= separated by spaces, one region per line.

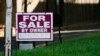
xmin=16 ymin=13 xmax=53 ymax=41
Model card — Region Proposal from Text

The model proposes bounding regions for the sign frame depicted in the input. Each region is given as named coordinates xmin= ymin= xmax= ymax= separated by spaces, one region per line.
xmin=16 ymin=13 xmax=53 ymax=41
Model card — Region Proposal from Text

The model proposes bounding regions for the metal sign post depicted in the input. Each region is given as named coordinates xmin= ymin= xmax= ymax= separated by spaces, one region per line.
xmin=5 ymin=0 xmax=12 ymax=56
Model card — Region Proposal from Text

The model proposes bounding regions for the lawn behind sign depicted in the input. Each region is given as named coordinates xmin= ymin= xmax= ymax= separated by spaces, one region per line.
xmin=0 ymin=32 xmax=100 ymax=56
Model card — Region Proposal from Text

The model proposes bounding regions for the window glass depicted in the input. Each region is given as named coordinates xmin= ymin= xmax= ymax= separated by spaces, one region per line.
xmin=17 ymin=0 xmax=46 ymax=12
xmin=64 ymin=0 xmax=99 ymax=4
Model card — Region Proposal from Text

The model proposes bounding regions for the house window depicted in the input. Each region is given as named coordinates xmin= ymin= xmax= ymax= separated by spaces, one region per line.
xmin=75 ymin=0 xmax=99 ymax=4
xmin=17 ymin=0 xmax=46 ymax=12
xmin=64 ymin=0 xmax=99 ymax=4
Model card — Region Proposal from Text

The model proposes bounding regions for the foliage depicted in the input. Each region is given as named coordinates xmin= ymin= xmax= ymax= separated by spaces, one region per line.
xmin=0 ymin=32 xmax=100 ymax=56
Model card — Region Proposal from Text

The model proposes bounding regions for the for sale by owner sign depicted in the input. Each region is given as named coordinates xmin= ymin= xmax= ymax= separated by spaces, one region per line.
xmin=16 ymin=13 xmax=53 ymax=41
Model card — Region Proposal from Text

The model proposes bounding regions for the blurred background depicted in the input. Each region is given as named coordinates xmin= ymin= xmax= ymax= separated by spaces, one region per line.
xmin=0 ymin=0 xmax=100 ymax=30
xmin=0 ymin=0 xmax=100 ymax=51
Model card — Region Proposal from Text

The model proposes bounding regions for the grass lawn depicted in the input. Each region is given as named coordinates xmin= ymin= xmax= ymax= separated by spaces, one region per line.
xmin=0 ymin=32 xmax=100 ymax=56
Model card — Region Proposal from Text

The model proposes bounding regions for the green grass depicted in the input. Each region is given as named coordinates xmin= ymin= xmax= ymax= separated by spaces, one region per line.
xmin=0 ymin=32 xmax=100 ymax=56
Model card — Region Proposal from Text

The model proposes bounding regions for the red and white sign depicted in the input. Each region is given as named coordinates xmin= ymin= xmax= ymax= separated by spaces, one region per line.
xmin=16 ymin=13 xmax=53 ymax=41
